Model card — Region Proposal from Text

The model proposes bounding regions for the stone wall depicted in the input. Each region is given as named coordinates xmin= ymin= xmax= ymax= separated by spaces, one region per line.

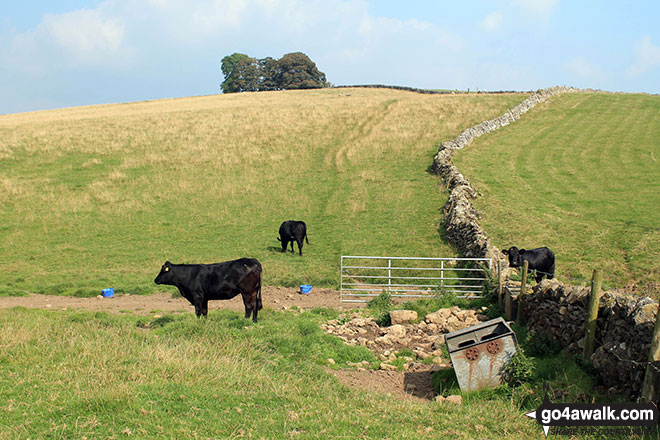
xmin=522 ymin=280 xmax=659 ymax=399
xmin=335 ymin=84 xmax=529 ymax=95
xmin=429 ymin=85 xmax=660 ymax=399
xmin=431 ymin=86 xmax=581 ymax=266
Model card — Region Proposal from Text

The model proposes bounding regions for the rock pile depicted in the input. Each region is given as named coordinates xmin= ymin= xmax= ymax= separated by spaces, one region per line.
xmin=321 ymin=307 xmax=489 ymax=371
xmin=522 ymin=279 xmax=659 ymax=398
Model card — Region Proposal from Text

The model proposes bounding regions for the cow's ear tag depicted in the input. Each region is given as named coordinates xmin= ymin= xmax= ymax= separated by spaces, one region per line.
xmin=164 ymin=267 xmax=169 ymax=272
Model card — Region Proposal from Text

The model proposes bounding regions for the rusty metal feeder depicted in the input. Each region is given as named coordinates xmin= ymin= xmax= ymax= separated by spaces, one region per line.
xmin=444 ymin=317 xmax=518 ymax=392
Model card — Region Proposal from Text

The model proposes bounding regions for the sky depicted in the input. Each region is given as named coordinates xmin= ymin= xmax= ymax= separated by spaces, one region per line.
xmin=1 ymin=0 xmax=659 ymax=115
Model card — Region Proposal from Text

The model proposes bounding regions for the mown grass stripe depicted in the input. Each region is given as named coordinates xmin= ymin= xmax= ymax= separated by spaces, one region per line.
xmin=454 ymin=92 xmax=660 ymax=294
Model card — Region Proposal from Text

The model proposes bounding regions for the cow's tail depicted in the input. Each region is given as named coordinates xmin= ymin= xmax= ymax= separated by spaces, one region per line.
xmin=256 ymin=279 xmax=263 ymax=310
xmin=255 ymin=260 xmax=263 ymax=311
xmin=305 ymin=233 xmax=309 ymax=245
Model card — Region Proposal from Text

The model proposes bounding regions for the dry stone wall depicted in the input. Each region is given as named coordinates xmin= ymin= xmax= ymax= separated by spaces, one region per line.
xmin=430 ymin=85 xmax=660 ymax=399
xmin=335 ymin=84 xmax=527 ymax=95
xmin=431 ymin=86 xmax=582 ymax=265
xmin=522 ymin=280 xmax=659 ymax=399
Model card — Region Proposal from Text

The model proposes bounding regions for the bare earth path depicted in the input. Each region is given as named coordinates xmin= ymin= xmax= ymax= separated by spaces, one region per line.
xmin=0 ymin=286 xmax=342 ymax=314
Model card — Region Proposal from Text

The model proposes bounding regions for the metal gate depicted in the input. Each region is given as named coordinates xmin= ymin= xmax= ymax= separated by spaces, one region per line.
xmin=340 ymin=255 xmax=492 ymax=303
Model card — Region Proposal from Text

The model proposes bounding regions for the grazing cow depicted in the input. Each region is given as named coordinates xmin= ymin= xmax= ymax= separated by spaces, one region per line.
xmin=277 ymin=220 xmax=309 ymax=256
xmin=154 ymin=258 xmax=262 ymax=322
xmin=502 ymin=246 xmax=555 ymax=283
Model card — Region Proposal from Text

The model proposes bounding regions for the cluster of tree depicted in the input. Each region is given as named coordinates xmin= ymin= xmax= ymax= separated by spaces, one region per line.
xmin=220 ymin=52 xmax=328 ymax=93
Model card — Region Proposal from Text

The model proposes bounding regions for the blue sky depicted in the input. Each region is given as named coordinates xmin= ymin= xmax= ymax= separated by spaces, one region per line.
xmin=1 ymin=0 xmax=659 ymax=114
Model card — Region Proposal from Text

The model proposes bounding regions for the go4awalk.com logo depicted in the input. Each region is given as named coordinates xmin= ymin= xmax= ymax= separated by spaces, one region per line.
xmin=525 ymin=393 xmax=659 ymax=437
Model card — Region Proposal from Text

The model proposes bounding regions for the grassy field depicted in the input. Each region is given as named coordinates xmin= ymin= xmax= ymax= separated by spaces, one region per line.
xmin=0 ymin=88 xmax=524 ymax=296
xmin=2 ymin=306 xmax=633 ymax=440
xmin=3 ymin=89 xmax=660 ymax=440
xmin=453 ymin=92 xmax=660 ymax=294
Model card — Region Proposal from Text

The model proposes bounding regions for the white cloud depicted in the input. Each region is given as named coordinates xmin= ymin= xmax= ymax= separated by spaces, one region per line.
xmin=627 ymin=36 xmax=660 ymax=76
xmin=43 ymin=9 xmax=125 ymax=60
xmin=481 ymin=11 xmax=503 ymax=31
xmin=357 ymin=15 xmax=462 ymax=52
xmin=4 ymin=0 xmax=465 ymax=73
xmin=564 ymin=56 xmax=599 ymax=78
xmin=5 ymin=6 xmax=133 ymax=72
xmin=510 ymin=0 xmax=557 ymax=19
xmin=0 ymin=0 xmax=510 ymax=113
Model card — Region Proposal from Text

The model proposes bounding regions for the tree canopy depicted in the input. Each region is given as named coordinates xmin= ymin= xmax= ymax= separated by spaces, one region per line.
xmin=220 ymin=53 xmax=250 ymax=93
xmin=220 ymin=52 xmax=327 ymax=93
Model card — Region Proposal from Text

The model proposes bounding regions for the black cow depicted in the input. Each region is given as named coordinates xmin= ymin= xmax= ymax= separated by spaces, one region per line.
xmin=277 ymin=220 xmax=309 ymax=256
xmin=154 ymin=258 xmax=262 ymax=322
xmin=502 ymin=246 xmax=555 ymax=283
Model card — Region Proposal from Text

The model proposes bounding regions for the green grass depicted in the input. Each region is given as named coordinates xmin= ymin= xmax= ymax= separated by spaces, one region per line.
xmin=5 ymin=307 xmax=647 ymax=440
xmin=0 ymin=88 xmax=524 ymax=296
xmin=453 ymin=93 xmax=660 ymax=294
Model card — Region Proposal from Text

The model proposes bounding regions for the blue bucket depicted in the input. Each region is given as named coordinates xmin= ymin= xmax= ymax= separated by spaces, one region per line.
xmin=102 ymin=288 xmax=115 ymax=298
xmin=299 ymin=284 xmax=312 ymax=294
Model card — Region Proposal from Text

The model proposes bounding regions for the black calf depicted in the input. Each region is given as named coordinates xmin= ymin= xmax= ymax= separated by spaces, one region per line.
xmin=502 ymin=246 xmax=555 ymax=283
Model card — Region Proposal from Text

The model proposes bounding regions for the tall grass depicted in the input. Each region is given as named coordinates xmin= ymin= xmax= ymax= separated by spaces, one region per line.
xmin=453 ymin=93 xmax=660 ymax=294
xmin=0 ymin=88 xmax=524 ymax=296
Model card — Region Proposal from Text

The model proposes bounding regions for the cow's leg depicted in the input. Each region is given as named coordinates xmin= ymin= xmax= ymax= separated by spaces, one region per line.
xmin=547 ymin=263 xmax=555 ymax=280
xmin=254 ymin=283 xmax=262 ymax=323
xmin=252 ymin=303 xmax=258 ymax=323
xmin=193 ymin=296 xmax=207 ymax=318
xmin=241 ymin=292 xmax=253 ymax=320
xmin=281 ymin=238 xmax=288 ymax=253
xmin=290 ymin=240 xmax=295 ymax=253
xmin=296 ymin=238 xmax=303 ymax=256
xmin=535 ymin=271 xmax=543 ymax=283
xmin=249 ymin=290 xmax=259 ymax=323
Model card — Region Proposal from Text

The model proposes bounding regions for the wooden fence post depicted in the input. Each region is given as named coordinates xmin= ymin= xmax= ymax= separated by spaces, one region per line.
xmin=505 ymin=286 xmax=513 ymax=321
xmin=640 ymin=304 xmax=660 ymax=403
xmin=583 ymin=269 xmax=602 ymax=361
xmin=516 ymin=260 xmax=529 ymax=322
xmin=497 ymin=260 xmax=503 ymax=309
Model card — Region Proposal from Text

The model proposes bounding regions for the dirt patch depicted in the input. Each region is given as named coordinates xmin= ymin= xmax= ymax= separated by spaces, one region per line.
xmin=0 ymin=286 xmax=344 ymax=315
xmin=329 ymin=366 xmax=436 ymax=402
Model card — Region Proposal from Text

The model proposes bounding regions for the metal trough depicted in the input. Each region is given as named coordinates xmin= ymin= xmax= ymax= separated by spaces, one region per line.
xmin=444 ymin=317 xmax=518 ymax=392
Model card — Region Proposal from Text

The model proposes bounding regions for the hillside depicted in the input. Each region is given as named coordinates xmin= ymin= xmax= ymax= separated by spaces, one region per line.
xmin=453 ymin=92 xmax=660 ymax=294
xmin=0 ymin=88 xmax=525 ymax=296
